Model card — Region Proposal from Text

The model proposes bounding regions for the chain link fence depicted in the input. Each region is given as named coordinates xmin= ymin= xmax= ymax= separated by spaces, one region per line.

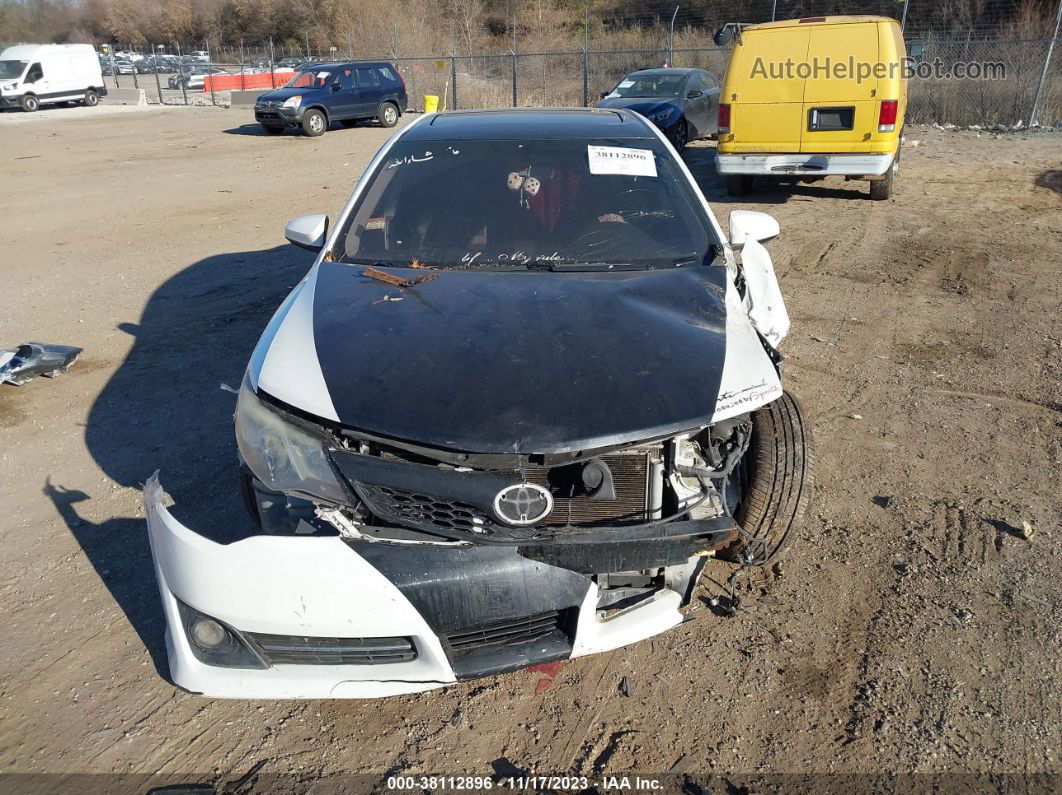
xmin=100 ymin=34 xmax=1061 ymax=128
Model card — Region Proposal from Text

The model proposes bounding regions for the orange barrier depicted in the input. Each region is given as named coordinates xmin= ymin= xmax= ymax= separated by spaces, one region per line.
xmin=202 ymin=71 xmax=293 ymax=92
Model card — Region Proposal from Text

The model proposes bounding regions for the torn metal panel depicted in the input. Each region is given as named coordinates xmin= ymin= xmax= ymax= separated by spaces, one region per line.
xmin=0 ymin=342 xmax=82 ymax=386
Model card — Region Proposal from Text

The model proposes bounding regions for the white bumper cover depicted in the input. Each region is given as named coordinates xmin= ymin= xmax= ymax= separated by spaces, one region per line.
xmin=144 ymin=476 xmax=685 ymax=699
xmin=715 ymin=152 xmax=894 ymax=177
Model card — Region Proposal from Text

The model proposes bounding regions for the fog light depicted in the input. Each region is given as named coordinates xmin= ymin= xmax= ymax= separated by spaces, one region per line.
xmin=191 ymin=618 xmax=227 ymax=649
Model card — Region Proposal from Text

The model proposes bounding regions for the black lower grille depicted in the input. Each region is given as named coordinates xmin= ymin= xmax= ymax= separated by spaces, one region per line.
xmin=360 ymin=484 xmax=496 ymax=535
xmin=246 ymin=632 xmax=416 ymax=665
xmin=446 ymin=611 xmax=562 ymax=654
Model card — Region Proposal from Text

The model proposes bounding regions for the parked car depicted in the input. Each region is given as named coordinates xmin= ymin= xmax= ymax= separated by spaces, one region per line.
xmin=254 ymin=61 xmax=407 ymax=136
xmin=169 ymin=67 xmax=227 ymax=90
xmin=597 ymin=67 xmax=720 ymax=151
xmin=144 ymin=107 xmax=812 ymax=699
xmin=714 ymin=15 xmax=908 ymax=200
xmin=0 ymin=43 xmax=106 ymax=111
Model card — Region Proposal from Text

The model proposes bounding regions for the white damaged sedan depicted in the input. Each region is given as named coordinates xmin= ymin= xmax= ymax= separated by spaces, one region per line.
xmin=146 ymin=108 xmax=812 ymax=698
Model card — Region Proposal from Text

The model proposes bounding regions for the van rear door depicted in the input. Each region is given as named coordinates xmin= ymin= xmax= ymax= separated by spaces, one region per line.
xmin=800 ymin=22 xmax=880 ymax=153
xmin=727 ymin=26 xmax=810 ymax=152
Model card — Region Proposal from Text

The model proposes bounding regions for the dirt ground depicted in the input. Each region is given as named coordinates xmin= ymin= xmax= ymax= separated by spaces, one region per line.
xmin=1 ymin=105 xmax=1059 ymax=793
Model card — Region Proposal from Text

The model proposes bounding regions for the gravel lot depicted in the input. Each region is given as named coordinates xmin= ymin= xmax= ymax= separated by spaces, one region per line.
xmin=1 ymin=106 xmax=1059 ymax=793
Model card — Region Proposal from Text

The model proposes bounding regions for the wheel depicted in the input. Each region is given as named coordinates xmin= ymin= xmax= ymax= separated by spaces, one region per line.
xmin=340 ymin=118 xmax=360 ymax=128
xmin=666 ymin=118 xmax=688 ymax=151
xmin=302 ymin=108 xmax=327 ymax=137
xmin=20 ymin=94 xmax=39 ymax=112
xmin=869 ymin=147 xmax=899 ymax=200
xmin=378 ymin=101 xmax=399 ymax=128
xmin=261 ymin=123 xmax=284 ymax=135
xmin=83 ymin=89 xmax=98 ymax=107
xmin=725 ymin=391 xmax=814 ymax=565
xmin=726 ymin=174 xmax=751 ymax=197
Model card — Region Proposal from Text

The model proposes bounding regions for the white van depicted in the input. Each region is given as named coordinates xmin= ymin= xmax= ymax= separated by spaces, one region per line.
xmin=0 ymin=44 xmax=106 ymax=112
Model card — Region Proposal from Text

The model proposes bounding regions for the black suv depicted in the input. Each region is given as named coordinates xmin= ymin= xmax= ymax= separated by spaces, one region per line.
xmin=254 ymin=61 xmax=408 ymax=137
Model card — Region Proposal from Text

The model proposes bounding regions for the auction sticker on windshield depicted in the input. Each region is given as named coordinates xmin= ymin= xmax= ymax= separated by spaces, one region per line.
xmin=588 ymin=145 xmax=658 ymax=178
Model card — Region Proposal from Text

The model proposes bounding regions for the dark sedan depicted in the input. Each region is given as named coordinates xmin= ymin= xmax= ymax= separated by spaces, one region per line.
xmin=597 ymin=67 xmax=720 ymax=151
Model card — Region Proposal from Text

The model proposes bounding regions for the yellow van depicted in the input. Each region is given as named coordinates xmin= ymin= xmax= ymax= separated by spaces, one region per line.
xmin=714 ymin=16 xmax=907 ymax=200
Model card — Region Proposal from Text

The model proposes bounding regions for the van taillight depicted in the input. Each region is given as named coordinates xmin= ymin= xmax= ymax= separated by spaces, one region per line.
xmin=878 ymin=100 xmax=898 ymax=132
xmin=718 ymin=103 xmax=731 ymax=134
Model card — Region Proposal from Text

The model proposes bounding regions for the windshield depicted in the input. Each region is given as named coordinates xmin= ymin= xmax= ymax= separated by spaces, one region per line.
xmin=607 ymin=74 xmax=684 ymax=99
xmin=0 ymin=60 xmax=28 ymax=80
xmin=284 ymin=67 xmax=332 ymax=89
xmin=337 ymin=137 xmax=717 ymax=271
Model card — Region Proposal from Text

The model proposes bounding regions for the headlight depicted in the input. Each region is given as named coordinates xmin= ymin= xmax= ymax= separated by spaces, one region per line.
xmin=281 ymin=95 xmax=302 ymax=109
xmin=235 ymin=375 xmax=349 ymax=504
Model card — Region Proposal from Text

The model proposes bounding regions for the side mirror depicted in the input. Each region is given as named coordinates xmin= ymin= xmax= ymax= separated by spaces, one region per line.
xmin=599 ymin=91 xmax=609 ymax=99
xmin=285 ymin=213 xmax=329 ymax=252
xmin=331 ymin=81 xmax=342 ymax=92
xmin=713 ymin=25 xmax=734 ymax=46
xmin=728 ymin=210 xmax=779 ymax=249
xmin=686 ymin=89 xmax=703 ymax=99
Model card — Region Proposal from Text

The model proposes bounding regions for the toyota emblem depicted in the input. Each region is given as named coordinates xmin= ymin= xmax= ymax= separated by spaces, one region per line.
xmin=493 ymin=483 xmax=553 ymax=526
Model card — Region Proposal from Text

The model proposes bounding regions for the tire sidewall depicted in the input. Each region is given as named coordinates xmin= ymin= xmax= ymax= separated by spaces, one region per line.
xmin=21 ymin=94 xmax=39 ymax=112
xmin=85 ymin=89 xmax=98 ymax=107
xmin=302 ymin=109 xmax=326 ymax=137
xmin=379 ymin=102 xmax=398 ymax=127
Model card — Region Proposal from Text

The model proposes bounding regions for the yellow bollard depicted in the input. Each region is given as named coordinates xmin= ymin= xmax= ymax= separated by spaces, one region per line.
xmin=423 ymin=94 xmax=439 ymax=113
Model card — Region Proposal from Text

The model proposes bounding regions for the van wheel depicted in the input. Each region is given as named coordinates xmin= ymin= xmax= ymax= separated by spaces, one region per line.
xmin=722 ymin=391 xmax=814 ymax=565
xmin=302 ymin=109 xmax=327 ymax=137
xmin=378 ymin=102 xmax=399 ymax=128
xmin=20 ymin=94 xmax=39 ymax=112
xmin=84 ymin=89 xmax=99 ymax=107
xmin=870 ymin=148 xmax=899 ymax=200
xmin=726 ymin=175 xmax=751 ymax=197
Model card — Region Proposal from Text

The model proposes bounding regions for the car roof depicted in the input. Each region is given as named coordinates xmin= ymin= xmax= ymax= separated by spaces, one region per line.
xmin=630 ymin=67 xmax=701 ymax=76
xmin=404 ymin=108 xmax=657 ymax=141
xmin=296 ymin=60 xmax=393 ymax=69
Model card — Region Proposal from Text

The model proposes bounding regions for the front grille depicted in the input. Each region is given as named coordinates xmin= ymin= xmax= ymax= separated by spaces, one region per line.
xmin=351 ymin=449 xmax=655 ymax=537
xmin=360 ymin=484 xmax=496 ymax=535
xmin=523 ymin=451 xmax=652 ymax=526
xmin=246 ymin=632 xmax=416 ymax=665
xmin=445 ymin=611 xmax=564 ymax=655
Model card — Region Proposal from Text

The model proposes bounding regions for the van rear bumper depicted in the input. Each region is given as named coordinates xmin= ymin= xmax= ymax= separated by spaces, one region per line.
xmin=716 ymin=152 xmax=894 ymax=177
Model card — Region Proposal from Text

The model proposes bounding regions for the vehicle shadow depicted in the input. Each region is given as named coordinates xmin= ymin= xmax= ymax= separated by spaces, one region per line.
xmin=54 ymin=243 xmax=313 ymax=672
xmin=683 ymin=144 xmax=870 ymax=203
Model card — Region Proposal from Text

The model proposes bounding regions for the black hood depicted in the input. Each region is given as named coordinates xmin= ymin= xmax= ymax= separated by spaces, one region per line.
xmin=307 ymin=262 xmax=729 ymax=454
xmin=596 ymin=97 xmax=680 ymax=118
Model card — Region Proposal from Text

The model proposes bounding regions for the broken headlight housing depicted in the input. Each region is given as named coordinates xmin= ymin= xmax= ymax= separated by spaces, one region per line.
xmin=235 ymin=375 xmax=350 ymax=505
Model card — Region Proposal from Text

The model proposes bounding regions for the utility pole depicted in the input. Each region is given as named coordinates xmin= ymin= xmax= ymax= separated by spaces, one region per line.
xmin=901 ymin=0 xmax=911 ymax=31
xmin=668 ymin=6 xmax=678 ymax=65
xmin=771 ymin=0 xmax=778 ymax=22
xmin=583 ymin=4 xmax=590 ymax=107
xmin=1029 ymin=0 xmax=1062 ymax=127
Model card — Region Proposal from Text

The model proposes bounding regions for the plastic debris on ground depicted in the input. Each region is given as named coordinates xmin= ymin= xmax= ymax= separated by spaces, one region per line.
xmin=0 ymin=342 xmax=82 ymax=386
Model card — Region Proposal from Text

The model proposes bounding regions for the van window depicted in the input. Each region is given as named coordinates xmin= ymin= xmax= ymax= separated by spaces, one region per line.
xmin=376 ymin=66 xmax=398 ymax=83
xmin=25 ymin=63 xmax=43 ymax=83
xmin=356 ymin=67 xmax=379 ymax=87
xmin=0 ymin=60 xmax=28 ymax=80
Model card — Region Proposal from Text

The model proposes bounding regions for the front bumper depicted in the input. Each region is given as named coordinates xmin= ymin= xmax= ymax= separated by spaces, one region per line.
xmin=145 ymin=476 xmax=733 ymax=699
xmin=254 ymin=106 xmax=301 ymax=125
xmin=715 ymin=152 xmax=894 ymax=177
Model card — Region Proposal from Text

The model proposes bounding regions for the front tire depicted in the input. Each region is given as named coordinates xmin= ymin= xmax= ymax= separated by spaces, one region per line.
xmin=378 ymin=101 xmax=399 ymax=128
xmin=84 ymin=89 xmax=99 ymax=107
xmin=20 ymin=94 xmax=39 ymax=112
xmin=302 ymin=108 xmax=327 ymax=137
xmin=727 ymin=391 xmax=814 ymax=565
xmin=666 ymin=118 xmax=688 ymax=151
